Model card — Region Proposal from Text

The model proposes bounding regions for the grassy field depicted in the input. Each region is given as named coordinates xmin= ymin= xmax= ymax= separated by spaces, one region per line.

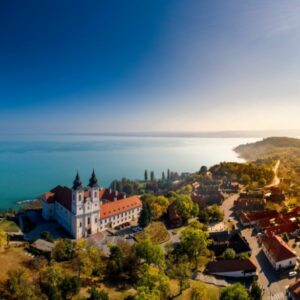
xmin=0 ymin=219 xmax=20 ymax=232
xmin=0 ymin=247 xmax=31 ymax=282
xmin=135 ymin=221 xmax=170 ymax=244
xmin=170 ymin=279 xmax=221 ymax=300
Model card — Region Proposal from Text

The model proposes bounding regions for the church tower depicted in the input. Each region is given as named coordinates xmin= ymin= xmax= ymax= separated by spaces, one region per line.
xmin=87 ymin=169 xmax=100 ymax=234
xmin=71 ymin=171 xmax=84 ymax=215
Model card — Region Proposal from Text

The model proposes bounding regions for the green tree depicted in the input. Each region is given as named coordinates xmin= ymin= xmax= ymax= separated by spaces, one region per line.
xmin=199 ymin=166 xmax=208 ymax=175
xmin=207 ymin=205 xmax=224 ymax=222
xmin=135 ymin=238 xmax=165 ymax=269
xmin=6 ymin=269 xmax=37 ymax=300
xmin=144 ymin=170 xmax=148 ymax=182
xmin=138 ymin=201 xmax=152 ymax=228
xmin=223 ymin=248 xmax=236 ymax=260
xmin=167 ymin=169 xmax=170 ymax=181
xmin=60 ymin=275 xmax=81 ymax=299
xmin=167 ymin=260 xmax=191 ymax=295
xmin=73 ymin=240 xmax=103 ymax=278
xmin=87 ymin=287 xmax=109 ymax=300
xmin=250 ymin=280 xmax=262 ymax=300
xmin=220 ymin=283 xmax=249 ymax=300
xmin=173 ymin=193 xmax=199 ymax=221
xmin=162 ymin=172 xmax=165 ymax=181
xmin=150 ymin=171 xmax=155 ymax=181
xmin=52 ymin=239 xmax=74 ymax=261
xmin=40 ymin=231 xmax=54 ymax=242
xmin=179 ymin=227 xmax=210 ymax=269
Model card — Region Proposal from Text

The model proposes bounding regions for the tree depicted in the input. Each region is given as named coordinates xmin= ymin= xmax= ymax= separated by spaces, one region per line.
xmin=143 ymin=194 xmax=169 ymax=219
xmin=52 ymin=239 xmax=74 ymax=261
xmin=241 ymin=174 xmax=251 ymax=185
xmin=167 ymin=169 xmax=170 ymax=181
xmin=150 ymin=171 xmax=155 ymax=181
xmin=190 ymin=287 xmax=207 ymax=300
xmin=282 ymin=232 xmax=289 ymax=242
xmin=0 ymin=230 xmax=7 ymax=248
xmin=207 ymin=205 xmax=224 ymax=222
xmin=136 ymin=264 xmax=170 ymax=300
xmin=172 ymin=193 xmax=199 ymax=221
xmin=40 ymin=231 xmax=54 ymax=243
xmin=199 ymin=166 xmax=208 ymax=175
xmin=167 ymin=260 xmax=191 ymax=295
xmin=220 ymin=283 xmax=249 ymax=300
xmin=250 ymin=280 xmax=262 ymax=300
xmin=73 ymin=240 xmax=103 ymax=278
xmin=179 ymin=227 xmax=210 ymax=269
xmin=87 ymin=287 xmax=109 ymax=300
xmin=162 ymin=172 xmax=165 ymax=181
xmin=5 ymin=268 xmax=37 ymax=300
xmin=144 ymin=170 xmax=148 ymax=182
xmin=223 ymin=248 xmax=236 ymax=260
xmin=135 ymin=238 xmax=165 ymax=269
xmin=40 ymin=264 xmax=65 ymax=299
xmin=60 ymin=275 xmax=81 ymax=299
xmin=138 ymin=201 xmax=152 ymax=228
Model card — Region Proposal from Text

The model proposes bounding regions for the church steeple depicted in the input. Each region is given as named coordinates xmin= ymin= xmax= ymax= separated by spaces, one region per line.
xmin=72 ymin=171 xmax=83 ymax=190
xmin=88 ymin=169 xmax=99 ymax=188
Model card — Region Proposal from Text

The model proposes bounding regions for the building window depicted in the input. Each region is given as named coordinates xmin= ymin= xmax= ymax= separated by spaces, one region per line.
xmin=79 ymin=195 xmax=82 ymax=201
xmin=79 ymin=222 xmax=82 ymax=227
xmin=88 ymin=217 xmax=90 ymax=225
xmin=94 ymin=191 xmax=97 ymax=197
xmin=95 ymin=218 xmax=97 ymax=223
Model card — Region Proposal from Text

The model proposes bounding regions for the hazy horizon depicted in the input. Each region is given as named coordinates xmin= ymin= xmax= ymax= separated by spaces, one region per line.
xmin=1 ymin=1 xmax=300 ymax=133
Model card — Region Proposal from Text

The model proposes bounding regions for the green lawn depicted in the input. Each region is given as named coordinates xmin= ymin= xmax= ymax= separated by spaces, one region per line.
xmin=135 ymin=221 xmax=170 ymax=244
xmin=0 ymin=219 xmax=20 ymax=232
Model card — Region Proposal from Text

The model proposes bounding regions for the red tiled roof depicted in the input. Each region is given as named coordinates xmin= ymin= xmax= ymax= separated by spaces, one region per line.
xmin=206 ymin=259 xmax=257 ymax=274
xmin=288 ymin=279 xmax=300 ymax=299
xmin=262 ymin=235 xmax=296 ymax=262
xmin=44 ymin=191 xmax=55 ymax=203
xmin=100 ymin=195 xmax=142 ymax=219
xmin=242 ymin=210 xmax=278 ymax=223
xmin=50 ymin=185 xmax=73 ymax=211
xmin=265 ymin=222 xmax=300 ymax=237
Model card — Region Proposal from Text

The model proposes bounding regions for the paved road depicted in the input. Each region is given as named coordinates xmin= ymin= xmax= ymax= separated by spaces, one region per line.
xmin=241 ymin=227 xmax=293 ymax=300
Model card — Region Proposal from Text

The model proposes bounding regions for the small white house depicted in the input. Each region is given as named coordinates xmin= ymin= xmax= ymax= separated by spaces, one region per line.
xmin=262 ymin=235 xmax=297 ymax=270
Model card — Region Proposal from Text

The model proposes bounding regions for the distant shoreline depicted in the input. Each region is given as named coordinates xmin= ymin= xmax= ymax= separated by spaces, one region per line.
xmin=1 ymin=129 xmax=300 ymax=139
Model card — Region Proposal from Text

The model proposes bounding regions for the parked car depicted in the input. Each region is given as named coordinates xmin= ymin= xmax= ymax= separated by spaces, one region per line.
xmin=289 ymin=271 xmax=297 ymax=278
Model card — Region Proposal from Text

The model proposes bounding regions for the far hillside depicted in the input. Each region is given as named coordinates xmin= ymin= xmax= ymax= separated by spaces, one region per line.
xmin=235 ymin=136 xmax=300 ymax=197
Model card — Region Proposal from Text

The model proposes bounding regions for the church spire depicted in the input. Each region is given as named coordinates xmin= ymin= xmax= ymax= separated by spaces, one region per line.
xmin=88 ymin=169 xmax=99 ymax=188
xmin=72 ymin=171 xmax=83 ymax=190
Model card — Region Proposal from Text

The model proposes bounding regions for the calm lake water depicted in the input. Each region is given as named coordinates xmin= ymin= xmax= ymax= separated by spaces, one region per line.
xmin=0 ymin=134 xmax=258 ymax=211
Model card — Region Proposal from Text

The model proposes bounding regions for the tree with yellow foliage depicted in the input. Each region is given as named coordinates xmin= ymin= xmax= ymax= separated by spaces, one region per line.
xmin=0 ymin=230 xmax=7 ymax=249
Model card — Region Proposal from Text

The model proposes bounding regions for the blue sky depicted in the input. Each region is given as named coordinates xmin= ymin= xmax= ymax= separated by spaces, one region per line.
xmin=1 ymin=0 xmax=300 ymax=133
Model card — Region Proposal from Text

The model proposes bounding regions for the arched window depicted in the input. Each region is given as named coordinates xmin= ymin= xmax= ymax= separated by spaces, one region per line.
xmin=79 ymin=194 xmax=82 ymax=201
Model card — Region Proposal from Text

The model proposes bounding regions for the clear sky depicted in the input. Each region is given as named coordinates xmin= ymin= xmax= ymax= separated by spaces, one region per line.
xmin=1 ymin=0 xmax=300 ymax=133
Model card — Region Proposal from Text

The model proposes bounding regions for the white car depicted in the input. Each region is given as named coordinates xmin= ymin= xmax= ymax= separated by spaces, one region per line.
xmin=289 ymin=271 xmax=297 ymax=277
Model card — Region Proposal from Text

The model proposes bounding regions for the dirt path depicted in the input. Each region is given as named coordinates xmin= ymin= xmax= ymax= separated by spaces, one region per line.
xmin=266 ymin=160 xmax=280 ymax=188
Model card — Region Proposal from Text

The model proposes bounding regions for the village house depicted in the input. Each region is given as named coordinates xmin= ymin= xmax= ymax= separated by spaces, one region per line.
xmin=209 ymin=230 xmax=251 ymax=257
xmin=206 ymin=259 xmax=257 ymax=278
xmin=233 ymin=197 xmax=266 ymax=212
xmin=287 ymin=279 xmax=300 ymax=300
xmin=238 ymin=210 xmax=278 ymax=227
xmin=220 ymin=180 xmax=240 ymax=193
xmin=42 ymin=171 xmax=142 ymax=239
xmin=261 ymin=235 xmax=297 ymax=271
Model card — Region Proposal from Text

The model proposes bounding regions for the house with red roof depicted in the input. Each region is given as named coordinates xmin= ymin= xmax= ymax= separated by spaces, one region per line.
xmin=42 ymin=171 xmax=142 ymax=239
xmin=287 ymin=279 xmax=300 ymax=300
xmin=206 ymin=259 xmax=257 ymax=278
xmin=261 ymin=235 xmax=297 ymax=270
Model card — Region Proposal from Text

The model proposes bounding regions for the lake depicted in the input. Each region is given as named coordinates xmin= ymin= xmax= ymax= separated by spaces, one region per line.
xmin=0 ymin=134 xmax=258 ymax=211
